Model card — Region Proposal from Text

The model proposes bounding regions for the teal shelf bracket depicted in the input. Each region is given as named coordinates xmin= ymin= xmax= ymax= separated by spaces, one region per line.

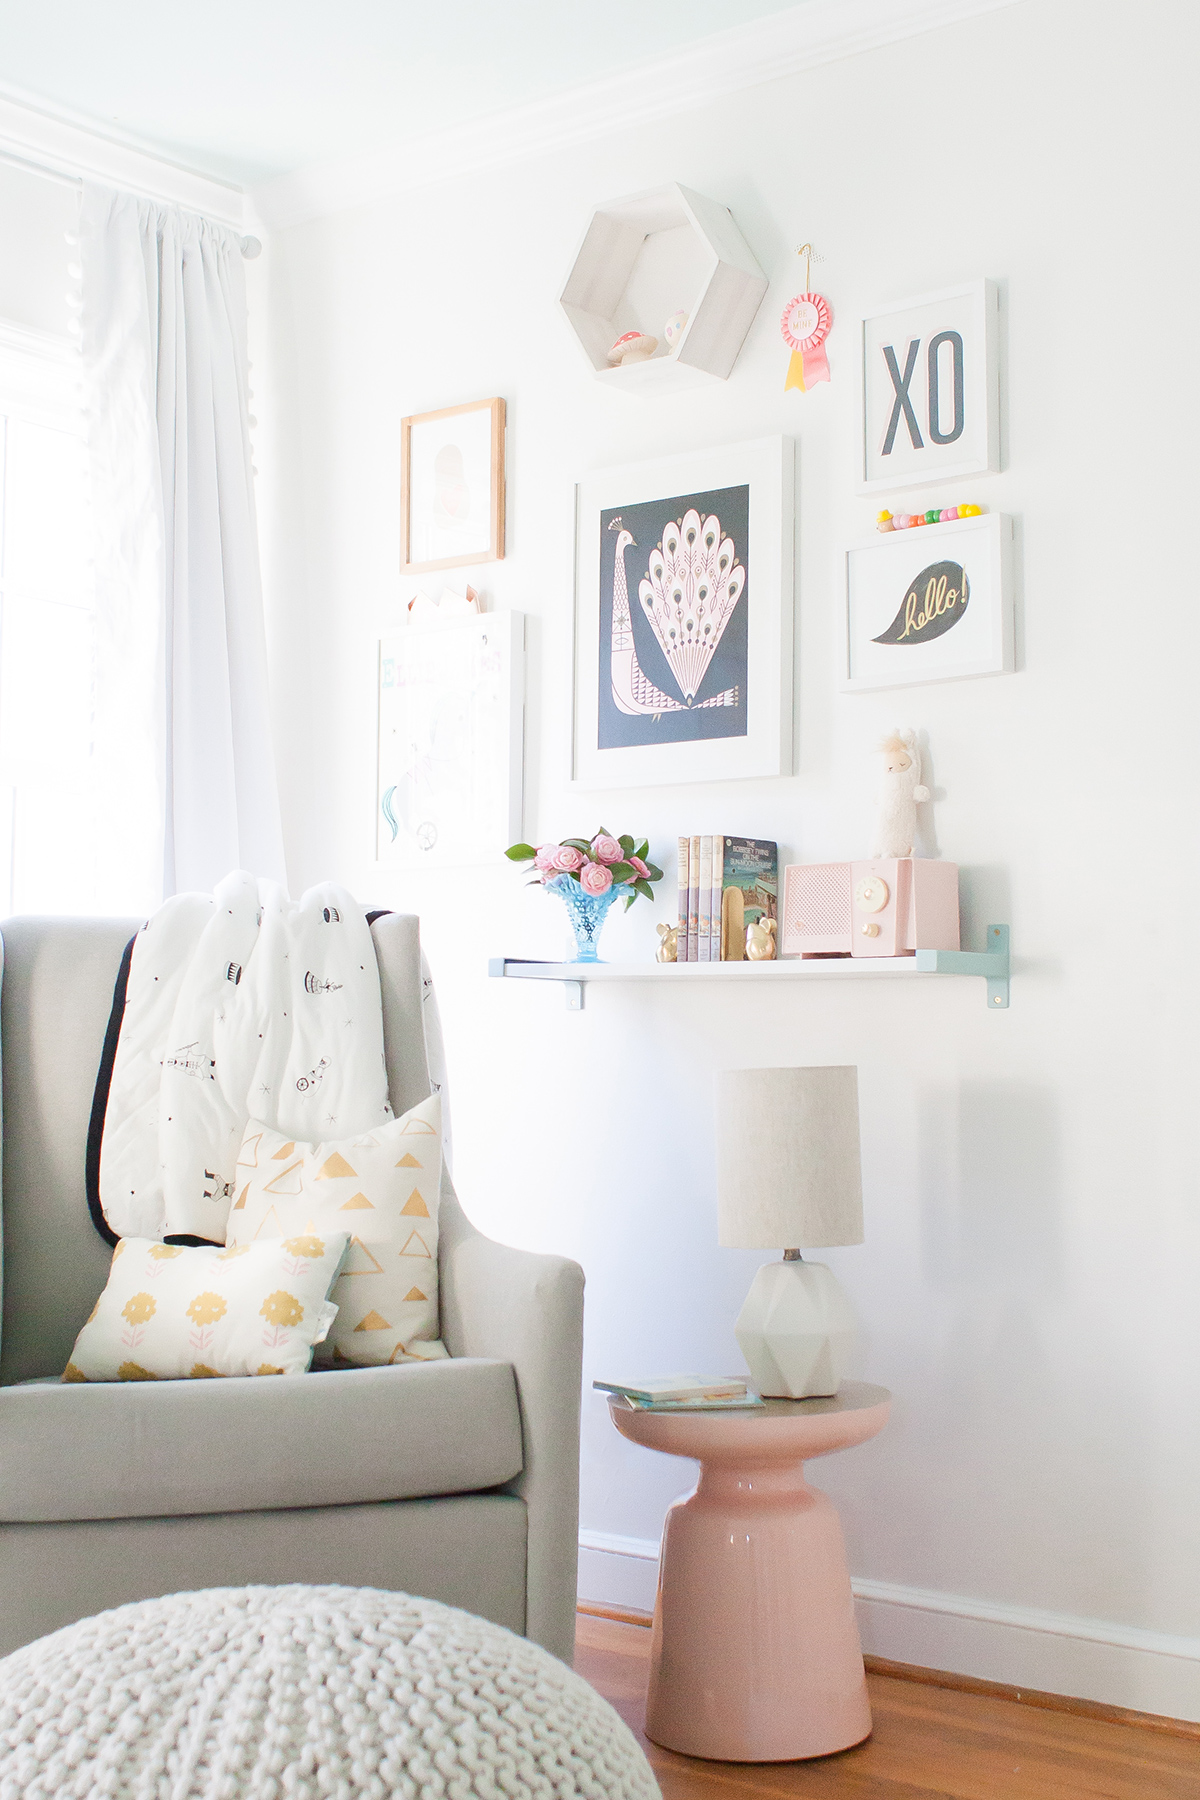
xmin=915 ymin=923 xmax=1010 ymax=1009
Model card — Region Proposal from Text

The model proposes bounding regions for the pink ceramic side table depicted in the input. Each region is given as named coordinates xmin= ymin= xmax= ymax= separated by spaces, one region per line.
xmin=609 ymin=1380 xmax=890 ymax=1763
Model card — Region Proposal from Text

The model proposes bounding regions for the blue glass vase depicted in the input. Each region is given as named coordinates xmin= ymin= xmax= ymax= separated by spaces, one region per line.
xmin=546 ymin=873 xmax=632 ymax=963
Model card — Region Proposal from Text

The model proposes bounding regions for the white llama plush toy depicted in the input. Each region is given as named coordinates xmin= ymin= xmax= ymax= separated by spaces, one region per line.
xmin=872 ymin=729 xmax=931 ymax=858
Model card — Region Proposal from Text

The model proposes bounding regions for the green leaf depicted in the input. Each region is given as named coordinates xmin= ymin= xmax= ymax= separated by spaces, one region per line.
xmin=645 ymin=863 xmax=663 ymax=882
xmin=635 ymin=838 xmax=650 ymax=860
xmin=609 ymin=862 xmax=636 ymax=885
xmin=633 ymin=878 xmax=653 ymax=902
xmin=619 ymin=834 xmax=635 ymax=855
xmin=505 ymin=843 xmax=536 ymax=862
xmin=562 ymin=837 xmax=593 ymax=855
xmin=623 ymin=890 xmax=637 ymax=911
xmin=597 ymin=825 xmax=611 ymax=838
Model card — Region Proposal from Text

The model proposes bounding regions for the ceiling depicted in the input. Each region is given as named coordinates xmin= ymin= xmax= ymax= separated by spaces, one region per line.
xmin=0 ymin=0 xmax=802 ymax=187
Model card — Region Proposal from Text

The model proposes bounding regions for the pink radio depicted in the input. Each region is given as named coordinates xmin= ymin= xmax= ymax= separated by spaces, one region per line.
xmin=781 ymin=858 xmax=960 ymax=958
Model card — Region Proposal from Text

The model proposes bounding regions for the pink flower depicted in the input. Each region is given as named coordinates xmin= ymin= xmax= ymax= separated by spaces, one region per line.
xmin=579 ymin=861 xmax=613 ymax=895
xmin=592 ymin=835 xmax=623 ymax=865
xmin=627 ymin=855 xmax=650 ymax=879
xmin=535 ymin=843 xmax=584 ymax=874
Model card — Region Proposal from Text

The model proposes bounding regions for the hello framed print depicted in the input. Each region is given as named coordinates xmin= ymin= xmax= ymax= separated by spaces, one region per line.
xmin=858 ymin=279 xmax=999 ymax=492
xmin=843 ymin=512 xmax=1013 ymax=691
xmin=573 ymin=436 xmax=794 ymax=788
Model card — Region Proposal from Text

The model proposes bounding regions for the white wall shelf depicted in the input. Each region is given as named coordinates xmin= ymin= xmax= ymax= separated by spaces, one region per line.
xmin=559 ymin=182 xmax=768 ymax=395
xmin=489 ymin=926 xmax=1010 ymax=1011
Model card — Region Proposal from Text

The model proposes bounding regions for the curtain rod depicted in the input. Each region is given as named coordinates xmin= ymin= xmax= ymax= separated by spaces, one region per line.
xmin=0 ymin=144 xmax=261 ymax=256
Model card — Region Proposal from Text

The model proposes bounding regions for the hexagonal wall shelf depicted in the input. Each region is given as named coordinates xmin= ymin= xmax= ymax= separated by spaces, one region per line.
xmin=559 ymin=183 xmax=768 ymax=395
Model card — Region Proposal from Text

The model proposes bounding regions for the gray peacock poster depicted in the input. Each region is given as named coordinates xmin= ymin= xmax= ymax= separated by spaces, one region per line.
xmin=596 ymin=484 xmax=750 ymax=750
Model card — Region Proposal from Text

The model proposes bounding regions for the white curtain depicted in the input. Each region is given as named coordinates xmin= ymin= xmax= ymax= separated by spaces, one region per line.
xmin=80 ymin=184 xmax=285 ymax=912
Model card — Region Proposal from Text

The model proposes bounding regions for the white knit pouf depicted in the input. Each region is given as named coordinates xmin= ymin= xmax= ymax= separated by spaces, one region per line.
xmin=0 ymin=1584 xmax=660 ymax=1800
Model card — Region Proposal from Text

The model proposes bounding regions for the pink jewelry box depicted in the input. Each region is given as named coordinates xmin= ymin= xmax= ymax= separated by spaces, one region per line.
xmin=781 ymin=858 xmax=960 ymax=958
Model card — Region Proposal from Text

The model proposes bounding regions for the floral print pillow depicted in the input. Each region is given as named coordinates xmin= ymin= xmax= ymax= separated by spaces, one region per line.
xmin=63 ymin=1233 xmax=349 ymax=1382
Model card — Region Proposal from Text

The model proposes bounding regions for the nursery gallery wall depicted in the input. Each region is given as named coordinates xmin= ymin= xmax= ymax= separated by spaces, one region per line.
xmin=254 ymin=0 xmax=1200 ymax=1718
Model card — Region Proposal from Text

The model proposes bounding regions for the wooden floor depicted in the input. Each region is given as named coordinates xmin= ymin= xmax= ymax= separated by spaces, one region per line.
xmin=575 ymin=1614 xmax=1200 ymax=1800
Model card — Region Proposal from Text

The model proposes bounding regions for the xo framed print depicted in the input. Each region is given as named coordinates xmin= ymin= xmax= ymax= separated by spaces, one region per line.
xmin=858 ymin=279 xmax=999 ymax=493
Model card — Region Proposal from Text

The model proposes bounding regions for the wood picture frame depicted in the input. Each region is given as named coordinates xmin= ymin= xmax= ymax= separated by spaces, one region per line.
xmin=573 ymin=435 xmax=794 ymax=789
xmin=400 ymin=396 xmax=506 ymax=573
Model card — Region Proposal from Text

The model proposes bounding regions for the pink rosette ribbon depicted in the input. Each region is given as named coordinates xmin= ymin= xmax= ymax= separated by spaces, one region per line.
xmin=781 ymin=292 xmax=832 ymax=393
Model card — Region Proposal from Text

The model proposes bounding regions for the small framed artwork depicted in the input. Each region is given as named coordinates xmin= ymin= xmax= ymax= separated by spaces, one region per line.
xmin=858 ymin=279 xmax=998 ymax=492
xmin=400 ymin=397 xmax=506 ymax=572
xmin=573 ymin=435 xmax=794 ymax=789
xmin=376 ymin=611 xmax=524 ymax=865
xmin=843 ymin=512 xmax=1013 ymax=691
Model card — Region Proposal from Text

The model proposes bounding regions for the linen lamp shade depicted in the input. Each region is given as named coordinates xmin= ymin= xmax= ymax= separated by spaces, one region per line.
xmin=716 ymin=1066 xmax=863 ymax=1250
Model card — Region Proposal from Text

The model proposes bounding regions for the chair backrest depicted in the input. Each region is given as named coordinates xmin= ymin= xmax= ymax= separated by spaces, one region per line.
xmin=0 ymin=911 xmax=435 ymax=1384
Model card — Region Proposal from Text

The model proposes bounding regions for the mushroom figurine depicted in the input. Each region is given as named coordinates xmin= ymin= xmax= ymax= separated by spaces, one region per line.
xmin=663 ymin=309 xmax=689 ymax=347
xmin=608 ymin=331 xmax=658 ymax=367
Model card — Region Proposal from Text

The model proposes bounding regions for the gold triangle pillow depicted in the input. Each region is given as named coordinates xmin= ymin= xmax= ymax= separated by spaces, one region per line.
xmin=64 ymin=1232 xmax=349 ymax=1381
xmin=225 ymin=1094 xmax=447 ymax=1368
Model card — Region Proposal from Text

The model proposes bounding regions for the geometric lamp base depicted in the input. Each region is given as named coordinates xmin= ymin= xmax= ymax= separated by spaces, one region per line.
xmin=734 ymin=1259 xmax=857 ymax=1398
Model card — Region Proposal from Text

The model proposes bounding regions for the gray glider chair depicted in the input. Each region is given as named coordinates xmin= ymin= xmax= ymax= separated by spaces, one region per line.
xmin=0 ymin=914 xmax=584 ymax=1662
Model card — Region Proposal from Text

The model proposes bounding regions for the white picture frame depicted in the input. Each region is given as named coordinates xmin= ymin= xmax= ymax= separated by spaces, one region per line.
xmin=843 ymin=513 xmax=1013 ymax=691
xmin=573 ymin=435 xmax=794 ymax=789
xmin=858 ymin=279 xmax=999 ymax=493
xmin=376 ymin=611 xmax=524 ymax=865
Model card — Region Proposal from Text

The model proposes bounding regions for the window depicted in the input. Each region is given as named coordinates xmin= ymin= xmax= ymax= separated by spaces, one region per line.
xmin=0 ymin=321 xmax=96 ymax=914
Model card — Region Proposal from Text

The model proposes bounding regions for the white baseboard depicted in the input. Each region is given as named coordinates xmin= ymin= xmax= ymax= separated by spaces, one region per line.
xmin=578 ymin=1529 xmax=660 ymax=1614
xmin=577 ymin=1531 xmax=1200 ymax=1723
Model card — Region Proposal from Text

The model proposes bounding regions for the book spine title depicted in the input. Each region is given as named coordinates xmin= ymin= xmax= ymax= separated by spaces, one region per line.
xmin=676 ymin=836 xmax=690 ymax=961
xmin=712 ymin=835 xmax=725 ymax=960
xmin=698 ymin=836 xmax=713 ymax=962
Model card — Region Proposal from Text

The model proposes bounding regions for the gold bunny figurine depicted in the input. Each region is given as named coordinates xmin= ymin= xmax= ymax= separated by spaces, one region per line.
xmin=745 ymin=918 xmax=777 ymax=961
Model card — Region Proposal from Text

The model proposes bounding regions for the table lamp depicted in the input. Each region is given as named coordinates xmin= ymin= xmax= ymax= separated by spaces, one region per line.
xmin=716 ymin=1065 xmax=863 ymax=1398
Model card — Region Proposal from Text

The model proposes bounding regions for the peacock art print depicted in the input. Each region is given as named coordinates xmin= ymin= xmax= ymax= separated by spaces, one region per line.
xmin=597 ymin=484 xmax=750 ymax=751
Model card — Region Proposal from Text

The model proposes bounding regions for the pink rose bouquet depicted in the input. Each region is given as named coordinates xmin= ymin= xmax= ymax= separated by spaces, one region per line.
xmin=506 ymin=827 xmax=664 ymax=911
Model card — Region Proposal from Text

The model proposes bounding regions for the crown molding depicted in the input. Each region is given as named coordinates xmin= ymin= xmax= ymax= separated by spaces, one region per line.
xmin=0 ymin=82 xmax=249 ymax=229
xmin=253 ymin=0 xmax=1021 ymax=232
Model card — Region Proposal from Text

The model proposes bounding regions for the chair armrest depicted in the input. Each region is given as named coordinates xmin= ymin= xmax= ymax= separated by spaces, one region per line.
xmin=438 ymin=1179 xmax=584 ymax=1665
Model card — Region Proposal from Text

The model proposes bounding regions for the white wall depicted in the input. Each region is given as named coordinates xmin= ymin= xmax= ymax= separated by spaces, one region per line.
xmin=0 ymin=163 xmax=76 ymax=336
xmin=257 ymin=0 xmax=1200 ymax=1717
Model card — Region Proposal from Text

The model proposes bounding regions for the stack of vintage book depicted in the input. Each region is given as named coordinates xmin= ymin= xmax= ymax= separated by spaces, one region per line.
xmin=675 ymin=836 xmax=778 ymax=961
xmin=593 ymin=1374 xmax=764 ymax=1412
